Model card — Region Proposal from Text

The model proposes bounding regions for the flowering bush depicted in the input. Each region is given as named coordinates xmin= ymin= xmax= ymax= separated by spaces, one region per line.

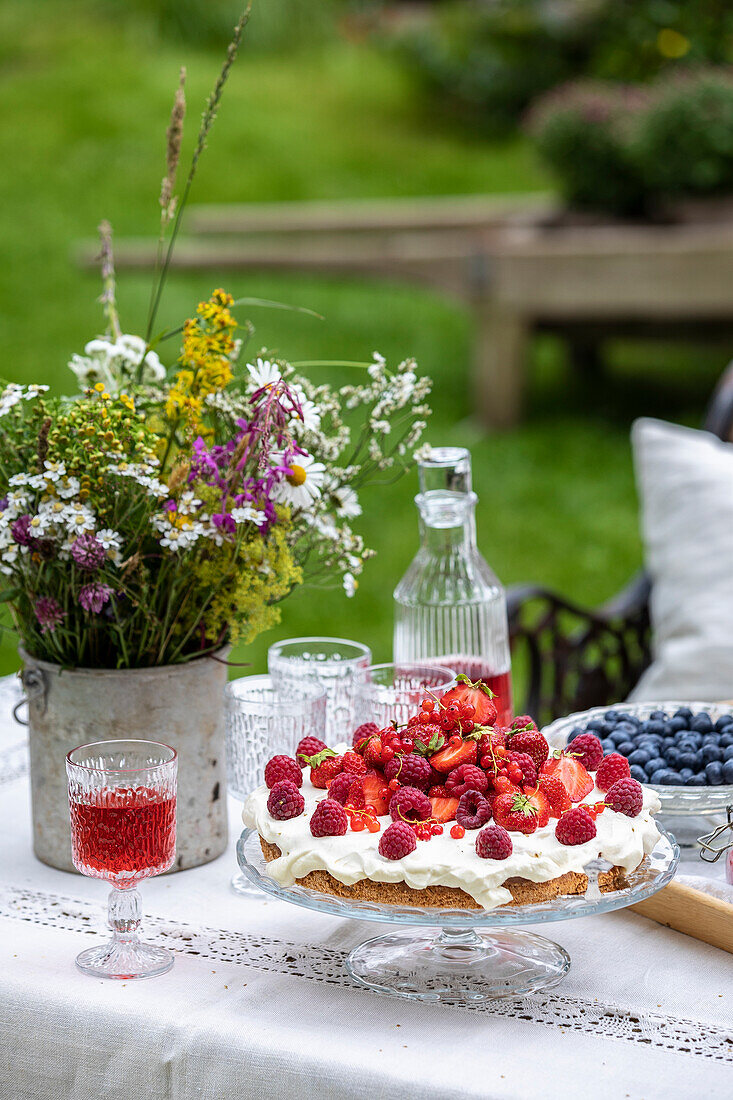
xmin=0 ymin=16 xmax=432 ymax=668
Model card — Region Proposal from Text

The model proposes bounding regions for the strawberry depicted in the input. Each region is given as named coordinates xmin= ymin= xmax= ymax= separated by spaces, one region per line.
xmin=410 ymin=723 xmax=446 ymax=757
xmin=430 ymin=738 xmax=478 ymax=774
xmin=345 ymin=777 xmax=365 ymax=809
xmin=522 ymin=786 xmax=550 ymax=828
xmin=341 ymin=750 xmax=367 ymax=777
xmin=363 ymin=737 xmax=385 ymax=769
xmin=506 ymin=725 xmax=549 ymax=769
xmin=537 ymin=774 xmax=571 ymax=818
xmin=429 ymin=795 xmax=460 ymax=823
xmin=492 ymin=792 xmax=540 ymax=835
xmin=362 ymin=770 xmax=390 ymax=816
xmin=439 ymin=676 xmax=498 ymax=727
xmin=541 ymin=751 xmax=594 ymax=802
xmin=302 ymin=748 xmax=344 ymax=789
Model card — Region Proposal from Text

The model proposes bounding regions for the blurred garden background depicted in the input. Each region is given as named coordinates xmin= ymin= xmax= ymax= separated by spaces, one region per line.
xmin=2 ymin=0 xmax=733 ymax=678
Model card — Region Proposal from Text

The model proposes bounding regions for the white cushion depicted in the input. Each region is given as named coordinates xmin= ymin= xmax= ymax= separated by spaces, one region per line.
xmin=629 ymin=417 xmax=733 ymax=702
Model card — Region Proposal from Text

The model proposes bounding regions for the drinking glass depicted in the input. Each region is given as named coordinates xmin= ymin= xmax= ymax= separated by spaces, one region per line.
xmin=353 ymin=662 xmax=456 ymax=729
xmin=66 ymin=739 xmax=177 ymax=980
xmin=268 ymin=637 xmax=371 ymax=742
xmin=226 ymin=674 xmax=327 ymax=895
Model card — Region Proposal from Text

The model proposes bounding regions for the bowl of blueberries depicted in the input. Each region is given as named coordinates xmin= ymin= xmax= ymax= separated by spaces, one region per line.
xmin=544 ymin=702 xmax=733 ymax=815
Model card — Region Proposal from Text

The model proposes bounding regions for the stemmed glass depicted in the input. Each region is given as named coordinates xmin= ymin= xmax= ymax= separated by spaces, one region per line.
xmin=66 ymin=739 xmax=177 ymax=980
xmin=268 ymin=637 xmax=371 ymax=742
xmin=226 ymin=674 xmax=327 ymax=896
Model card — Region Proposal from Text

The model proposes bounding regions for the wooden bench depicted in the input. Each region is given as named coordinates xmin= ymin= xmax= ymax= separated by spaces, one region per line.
xmin=76 ymin=195 xmax=733 ymax=428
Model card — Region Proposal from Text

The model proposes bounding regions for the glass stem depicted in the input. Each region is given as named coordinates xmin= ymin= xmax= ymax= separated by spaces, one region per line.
xmin=437 ymin=927 xmax=483 ymax=949
xmin=107 ymin=886 xmax=142 ymax=943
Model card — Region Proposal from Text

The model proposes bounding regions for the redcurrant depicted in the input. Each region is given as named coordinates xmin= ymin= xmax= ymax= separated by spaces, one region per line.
xmin=388 ymin=779 xmax=400 ymax=792
xmin=449 ymin=734 xmax=462 ymax=748
xmin=422 ymin=699 xmax=435 ymax=713
xmin=450 ymin=824 xmax=465 ymax=839
xmin=381 ymin=746 xmax=395 ymax=763
xmin=351 ymin=817 xmax=365 ymax=832
xmin=418 ymin=710 xmax=432 ymax=725
xmin=367 ymin=819 xmax=381 ymax=833
xmin=459 ymin=702 xmax=475 ymax=719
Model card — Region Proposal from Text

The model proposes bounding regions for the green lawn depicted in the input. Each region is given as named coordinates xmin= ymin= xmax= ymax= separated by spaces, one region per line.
xmin=0 ymin=0 xmax=727 ymax=684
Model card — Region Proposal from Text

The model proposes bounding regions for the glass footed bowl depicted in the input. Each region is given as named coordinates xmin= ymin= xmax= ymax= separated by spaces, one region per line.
xmin=544 ymin=701 xmax=733 ymax=816
xmin=237 ymin=826 xmax=679 ymax=1004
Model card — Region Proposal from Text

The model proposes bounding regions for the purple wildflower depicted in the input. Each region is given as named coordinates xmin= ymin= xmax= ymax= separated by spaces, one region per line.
xmin=78 ymin=582 xmax=113 ymax=614
xmin=11 ymin=514 xmax=34 ymax=546
xmin=212 ymin=512 xmax=236 ymax=537
xmin=70 ymin=533 xmax=106 ymax=571
xmin=34 ymin=597 xmax=65 ymax=634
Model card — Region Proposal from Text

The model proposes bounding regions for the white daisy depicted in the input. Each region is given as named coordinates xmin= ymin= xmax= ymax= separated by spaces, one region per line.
xmin=271 ymin=451 xmax=326 ymax=509
xmin=247 ymin=358 xmax=281 ymax=391
xmin=56 ymin=475 xmax=81 ymax=500
xmin=231 ymin=505 xmax=267 ymax=527
xmin=331 ymin=485 xmax=361 ymax=519
xmin=96 ymin=529 xmax=123 ymax=563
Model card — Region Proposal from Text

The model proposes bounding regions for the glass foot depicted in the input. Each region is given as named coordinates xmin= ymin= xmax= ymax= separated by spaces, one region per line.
xmin=76 ymin=938 xmax=173 ymax=981
xmin=347 ymin=926 xmax=570 ymax=1003
xmin=230 ymin=870 xmax=260 ymax=897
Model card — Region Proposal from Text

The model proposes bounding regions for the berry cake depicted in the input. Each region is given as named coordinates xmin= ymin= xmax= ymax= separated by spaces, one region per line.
xmin=243 ymin=678 xmax=663 ymax=911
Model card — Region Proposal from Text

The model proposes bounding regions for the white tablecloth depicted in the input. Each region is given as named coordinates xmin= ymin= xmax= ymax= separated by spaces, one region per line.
xmin=0 ymin=679 xmax=731 ymax=1100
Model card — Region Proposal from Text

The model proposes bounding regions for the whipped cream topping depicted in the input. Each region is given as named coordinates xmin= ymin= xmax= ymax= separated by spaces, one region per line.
xmin=243 ymin=754 xmax=662 ymax=911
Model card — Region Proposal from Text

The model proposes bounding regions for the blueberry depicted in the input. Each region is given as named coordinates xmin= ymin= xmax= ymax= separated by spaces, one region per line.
xmin=628 ymin=749 xmax=650 ymax=766
xmin=677 ymin=751 xmax=699 ymax=770
xmin=679 ymin=767 xmax=694 ymax=781
xmin=566 ymin=726 xmax=586 ymax=743
xmin=614 ymin=722 xmax=638 ymax=739
xmin=668 ymin=717 xmax=688 ymax=734
xmin=601 ymin=739 xmax=615 ymax=754
xmin=648 ymin=709 xmax=668 ymax=721
xmin=674 ymin=707 xmax=693 ymax=722
xmin=686 ymin=773 xmax=707 ymax=786
xmin=724 ymin=745 xmax=733 ymax=761
xmin=701 ymin=744 xmax=723 ymax=765
xmin=720 ymin=733 xmax=733 ymax=748
xmin=646 ymin=757 xmax=666 ymax=774
xmin=605 ymin=709 xmax=622 ymax=722
xmin=656 ymin=769 xmax=683 ymax=785
xmin=629 ymin=764 xmax=648 ymax=782
xmin=715 ymin=715 xmax=733 ymax=732
xmin=691 ymin=714 xmax=714 ymax=733
xmin=616 ymin=741 xmax=635 ymax=756
xmin=677 ymin=737 xmax=699 ymax=752
xmin=664 ymin=747 xmax=681 ymax=767
xmin=644 ymin=720 xmax=666 ymax=737
xmin=586 ymin=719 xmax=605 ymax=733
xmin=722 ymin=760 xmax=733 ymax=784
xmin=705 ymin=761 xmax=724 ymax=785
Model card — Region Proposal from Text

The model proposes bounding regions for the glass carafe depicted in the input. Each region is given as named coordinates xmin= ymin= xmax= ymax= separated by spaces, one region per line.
xmin=393 ymin=448 xmax=513 ymax=725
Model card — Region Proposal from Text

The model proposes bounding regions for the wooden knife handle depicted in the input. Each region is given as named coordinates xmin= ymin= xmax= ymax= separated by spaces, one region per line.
xmin=630 ymin=880 xmax=733 ymax=954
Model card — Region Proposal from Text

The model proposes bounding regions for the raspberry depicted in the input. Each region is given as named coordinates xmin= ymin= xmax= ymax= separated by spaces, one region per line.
xmin=295 ymin=736 xmax=327 ymax=764
xmin=555 ymin=806 xmax=597 ymax=845
xmin=310 ymin=797 xmax=348 ymax=837
xmin=267 ymin=780 xmax=305 ymax=821
xmin=378 ymin=821 xmax=417 ymax=860
xmin=569 ymin=733 xmax=604 ymax=772
xmin=605 ymin=777 xmax=643 ymax=818
xmin=341 ymin=750 xmax=367 ymax=777
xmin=506 ymin=751 xmax=537 ymax=787
xmin=537 ymin=774 xmax=571 ymax=818
xmin=446 ymin=763 xmax=489 ymax=797
xmin=352 ymin=722 xmax=380 ymax=750
xmin=264 ymin=755 xmax=302 ymax=790
xmin=327 ymin=772 xmax=355 ymax=805
xmin=506 ymin=726 xmax=549 ymax=769
xmin=456 ymin=789 xmax=492 ymax=830
xmin=384 ymin=753 xmax=432 ymax=791
xmin=510 ymin=715 xmax=538 ymax=733
xmin=475 ymin=823 xmax=513 ymax=860
xmin=596 ymin=752 xmax=631 ymax=793
xmin=389 ymin=785 xmax=432 ymax=823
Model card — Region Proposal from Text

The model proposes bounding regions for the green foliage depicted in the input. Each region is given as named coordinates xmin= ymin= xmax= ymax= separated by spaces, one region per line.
xmin=529 ymin=68 xmax=733 ymax=213
xmin=632 ymin=70 xmax=733 ymax=197
xmin=527 ymin=82 xmax=647 ymax=214
xmin=389 ymin=0 xmax=733 ymax=132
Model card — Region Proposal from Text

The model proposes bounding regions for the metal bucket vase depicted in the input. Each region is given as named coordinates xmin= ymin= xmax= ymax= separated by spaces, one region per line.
xmin=19 ymin=647 xmax=229 ymax=874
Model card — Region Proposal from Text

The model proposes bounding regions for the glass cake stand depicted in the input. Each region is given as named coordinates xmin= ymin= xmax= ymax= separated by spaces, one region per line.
xmin=236 ymin=826 xmax=679 ymax=1004
xmin=545 ymin=701 xmax=733 ymax=848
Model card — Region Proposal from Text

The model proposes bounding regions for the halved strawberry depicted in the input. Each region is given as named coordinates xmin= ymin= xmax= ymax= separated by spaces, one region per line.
xmin=541 ymin=752 xmax=594 ymax=802
xmin=362 ymin=770 xmax=390 ymax=816
xmin=522 ymin=786 xmax=550 ymax=828
xmin=429 ymin=795 xmax=460 ymax=823
xmin=537 ymin=774 xmax=571 ymax=818
xmin=439 ymin=676 xmax=498 ymax=727
xmin=430 ymin=739 xmax=478 ymax=774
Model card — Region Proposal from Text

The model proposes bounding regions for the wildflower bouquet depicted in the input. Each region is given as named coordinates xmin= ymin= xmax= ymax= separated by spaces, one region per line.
xmin=0 ymin=14 xmax=431 ymax=670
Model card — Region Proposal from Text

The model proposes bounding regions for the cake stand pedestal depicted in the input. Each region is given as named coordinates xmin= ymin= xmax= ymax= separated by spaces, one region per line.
xmin=236 ymin=827 xmax=679 ymax=1004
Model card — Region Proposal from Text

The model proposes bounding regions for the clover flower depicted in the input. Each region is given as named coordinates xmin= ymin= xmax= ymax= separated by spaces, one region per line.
xmin=79 ymin=582 xmax=113 ymax=614
xmin=71 ymin=533 xmax=106 ymax=571
xmin=34 ymin=597 xmax=65 ymax=634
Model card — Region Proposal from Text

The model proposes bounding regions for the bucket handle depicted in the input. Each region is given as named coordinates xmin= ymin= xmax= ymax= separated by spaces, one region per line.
xmin=13 ymin=668 xmax=48 ymax=726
